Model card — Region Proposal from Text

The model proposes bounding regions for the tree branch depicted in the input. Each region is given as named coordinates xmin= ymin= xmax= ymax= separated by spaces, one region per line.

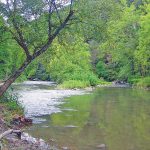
xmin=33 ymin=10 xmax=74 ymax=59
xmin=52 ymin=1 xmax=62 ymax=24
xmin=10 ymin=1 xmax=31 ymax=60
xmin=8 ymin=27 xmax=31 ymax=60
xmin=47 ymin=0 xmax=53 ymax=37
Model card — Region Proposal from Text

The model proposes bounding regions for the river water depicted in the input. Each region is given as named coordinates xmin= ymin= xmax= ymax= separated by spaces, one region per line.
xmin=16 ymin=81 xmax=150 ymax=150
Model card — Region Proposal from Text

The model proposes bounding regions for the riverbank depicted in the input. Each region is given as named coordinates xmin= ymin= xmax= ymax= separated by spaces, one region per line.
xmin=0 ymin=80 xmax=149 ymax=149
xmin=0 ymin=122 xmax=53 ymax=150
xmin=0 ymin=100 xmax=55 ymax=150
xmin=53 ymin=77 xmax=150 ymax=90
xmin=22 ymin=82 xmax=150 ymax=150
xmin=0 ymin=81 xmax=88 ymax=150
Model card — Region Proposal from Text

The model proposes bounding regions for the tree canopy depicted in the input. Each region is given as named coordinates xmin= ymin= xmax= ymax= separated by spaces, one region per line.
xmin=0 ymin=0 xmax=150 ymax=95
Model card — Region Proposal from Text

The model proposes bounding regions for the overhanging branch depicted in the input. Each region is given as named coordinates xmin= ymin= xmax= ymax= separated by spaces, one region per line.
xmin=33 ymin=10 xmax=74 ymax=59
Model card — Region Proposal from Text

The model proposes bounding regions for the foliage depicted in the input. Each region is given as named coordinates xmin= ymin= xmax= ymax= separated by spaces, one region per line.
xmin=96 ymin=61 xmax=108 ymax=79
xmin=0 ymin=0 xmax=74 ymax=96
xmin=128 ymin=76 xmax=141 ymax=85
xmin=0 ymin=89 xmax=23 ymax=112
xmin=135 ymin=4 xmax=150 ymax=76
xmin=92 ymin=1 xmax=150 ymax=82
xmin=0 ymin=38 xmax=25 ymax=80
xmin=28 ymin=63 xmax=50 ymax=81
xmin=136 ymin=77 xmax=150 ymax=88
xmin=59 ymin=80 xmax=90 ymax=89
xmin=0 ymin=0 xmax=149 ymax=89
xmin=41 ymin=34 xmax=100 ymax=86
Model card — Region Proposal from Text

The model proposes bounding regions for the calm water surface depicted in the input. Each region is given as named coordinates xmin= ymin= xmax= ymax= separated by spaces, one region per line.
xmin=18 ymin=82 xmax=150 ymax=150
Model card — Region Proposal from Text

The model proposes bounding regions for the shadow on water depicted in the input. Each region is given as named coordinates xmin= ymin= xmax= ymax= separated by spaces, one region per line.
xmin=24 ymin=87 xmax=150 ymax=150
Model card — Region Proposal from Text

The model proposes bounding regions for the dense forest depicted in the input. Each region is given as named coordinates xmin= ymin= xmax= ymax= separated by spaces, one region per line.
xmin=0 ymin=0 xmax=150 ymax=91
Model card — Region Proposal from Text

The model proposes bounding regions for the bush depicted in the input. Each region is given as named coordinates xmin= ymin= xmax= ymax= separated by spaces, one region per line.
xmin=128 ymin=77 xmax=141 ymax=85
xmin=88 ymin=73 xmax=100 ymax=86
xmin=58 ymin=77 xmax=110 ymax=89
xmin=0 ymin=89 xmax=23 ymax=112
xmin=96 ymin=61 xmax=108 ymax=79
xmin=136 ymin=77 xmax=150 ymax=88
xmin=58 ymin=80 xmax=90 ymax=89
xmin=56 ymin=70 xmax=100 ymax=88
xmin=98 ymin=79 xmax=111 ymax=85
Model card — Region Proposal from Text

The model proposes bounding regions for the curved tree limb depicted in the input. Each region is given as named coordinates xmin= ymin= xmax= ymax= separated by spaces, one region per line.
xmin=0 ymin=2 xmax=74 ymax=97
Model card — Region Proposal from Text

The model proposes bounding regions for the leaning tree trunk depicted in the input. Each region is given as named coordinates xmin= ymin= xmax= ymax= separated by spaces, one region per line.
xmin=0 ymin=60 xmax=31 ymax=97
xmin=0 ymin=8 xmax=74 ymax=97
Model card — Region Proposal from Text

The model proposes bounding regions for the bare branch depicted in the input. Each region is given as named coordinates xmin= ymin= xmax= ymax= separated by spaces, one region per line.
xmin=47 ymin=0 xmax=53 ymax=37
xmin=70 ymin=0 xmax=73 ymax=10
xmin=8 ymin=22 xmax=31 ymax=60
xmin=33 ymin=10 xmax=74 ymax=59
xmin=52 ymin=10 xmax=73 ymax=39
xmin=6 ymin=0 xmax=11 ymax=12
xmin=52 ymin=1 xmax=62 ymax=24
xmin=10 ymin=1 xmax=31 ymax=60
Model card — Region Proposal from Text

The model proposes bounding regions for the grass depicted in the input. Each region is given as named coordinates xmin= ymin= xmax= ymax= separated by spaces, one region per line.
xmin=98 ymin=79 xmax=112 ymax=85
xmin=136 ymin=77 xmax=150 ymax=89
xmin=0 ymin=103 xmax=23 ymax=124
xmin=0 ymin=91 xmax=23 ymax=123
xmin=58 ymin=78 xmax=111 ymax=89
xmin=58 ymin=80 xmax=90 ymax=89
xmin=128 ymin=77 xmax=141 ymax=85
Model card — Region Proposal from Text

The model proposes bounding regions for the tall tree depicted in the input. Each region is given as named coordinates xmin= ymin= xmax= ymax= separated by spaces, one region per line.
xmin=0 ymin=0 xmax=74 ymax=96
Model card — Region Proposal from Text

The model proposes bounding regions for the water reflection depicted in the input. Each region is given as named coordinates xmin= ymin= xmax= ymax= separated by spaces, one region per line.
xmin=27 ymin=88 xmax=150 ymax=150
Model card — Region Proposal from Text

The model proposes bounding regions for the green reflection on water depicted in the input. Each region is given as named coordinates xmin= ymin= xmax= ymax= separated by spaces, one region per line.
xmin=28 ymin=88 xmax=150 ymax=150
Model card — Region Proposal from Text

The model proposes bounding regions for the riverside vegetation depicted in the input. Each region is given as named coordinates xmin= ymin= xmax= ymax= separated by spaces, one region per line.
xmin=0 ymin=0 xmax=150 ymax=92
xmin=0 ymin=0 xmax=150 ymax=149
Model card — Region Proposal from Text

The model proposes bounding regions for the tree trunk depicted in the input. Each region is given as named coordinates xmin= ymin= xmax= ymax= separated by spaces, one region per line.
xmin=0 ymin=60 xmax=31 ymax=97
xmin=0 ymin=10 xmax=73 ymax=97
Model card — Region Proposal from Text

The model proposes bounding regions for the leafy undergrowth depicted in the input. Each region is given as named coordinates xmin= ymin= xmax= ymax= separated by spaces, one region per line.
xmin=136 ymin=77 xmax=150 ymax=89
xmin=0 ymin=91 xmax=23 ymax=123
xmin=128 ymin=77 xmax=141 ymax=85
xmin=58 ymin=80 xmax=90 ymax=89
xmin=98 ymin=79 xmax=111 ymax=85
xmin=58 ymin=79 xmax=111 ymax=89
xmin=128 ymin=76 xmax=150 ymax=89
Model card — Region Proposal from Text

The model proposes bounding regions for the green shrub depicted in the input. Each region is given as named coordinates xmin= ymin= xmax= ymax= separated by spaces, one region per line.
xmin=58 ymin=78 xmax=110 ymax=89
xmin=98 ymin=79 xmax=111 ymax=85
xmin=127 ymin=75 xmax=142 ymax=84
xmin=58 ymin=80 xmax=90 ymax=89
xmin=0 ymin=89 xmax=23 ymax=112
xmin=136 ymin=77 xmax=150 ymax=88
xmin=88 ymin=73 xmax=100 ymax=86
xmin=56 ymin=70 xmax=100 ymax=88
xmin=96 ymin=61 xmax=108 ymax=79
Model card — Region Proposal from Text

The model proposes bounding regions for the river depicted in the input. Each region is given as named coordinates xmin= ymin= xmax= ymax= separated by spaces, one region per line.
xmin=16 ymin=81 xmax=150 ymax=150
